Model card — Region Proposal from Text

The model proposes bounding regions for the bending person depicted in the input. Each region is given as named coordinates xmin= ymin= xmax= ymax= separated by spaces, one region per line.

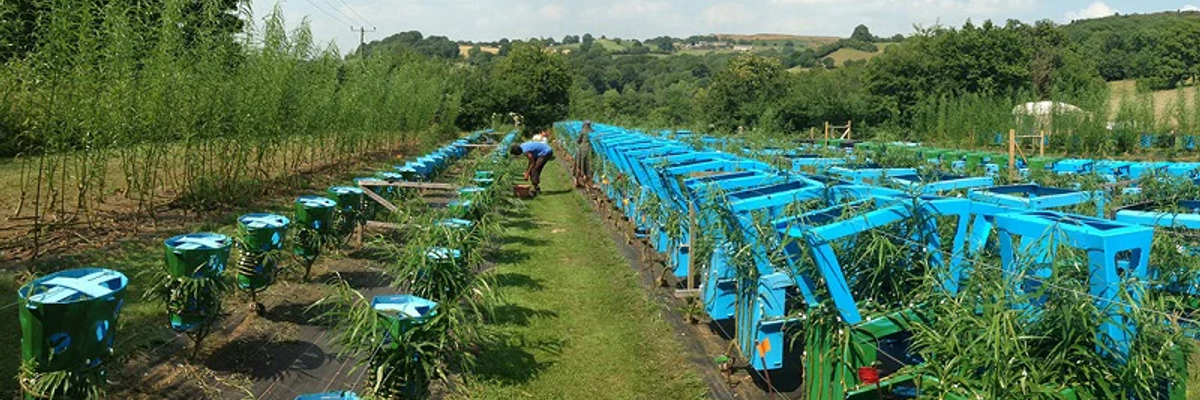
xmin=509 ymin=141 xmax=555 ymax=196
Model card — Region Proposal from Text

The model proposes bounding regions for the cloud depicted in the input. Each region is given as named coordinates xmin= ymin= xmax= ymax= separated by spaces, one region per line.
xmin=538 ymin=3 xmax=566 ymax=21
xmin=602 ymin=1 xmax=672 ymax=18
xmin=1064 ymin=2 xmax=1117 ymax=22
xmin=1183 ymin=5 xmax=1200 ymax=12
xmin=702 ymin=3 xmax=755 ymax=28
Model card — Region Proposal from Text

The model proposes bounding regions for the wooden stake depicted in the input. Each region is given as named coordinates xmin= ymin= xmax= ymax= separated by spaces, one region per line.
xmin=686 ymin=199 xmax=697 ymax=291
xmin=1008 ymin=129 xmax=1017 ymax=182
xmin=1039 ymin=130 xmax=1046 ymax=157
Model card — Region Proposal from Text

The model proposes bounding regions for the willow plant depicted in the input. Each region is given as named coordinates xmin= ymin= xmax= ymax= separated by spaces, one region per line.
xmin=18 ymin=359 xmax=104 ymax=400
xmin=143 ymin=260 xmax=232 ymax=359
xmin=910 ymin=238 xmax=1188 ymax=399
xmin=2 ymin=0 xmax=464 ymax=262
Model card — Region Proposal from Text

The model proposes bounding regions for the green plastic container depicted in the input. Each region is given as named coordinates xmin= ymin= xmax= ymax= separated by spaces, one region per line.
xmin=372 ymin=294 xmax=438 ymax=349
xmin=964 ymin=152 xmax=986 ymax=167
xmin=449 ymin=200 xmax=476 ymax=220
xmin=327 ymin=187 xmax=364 ymax=214
xmin=18 ymin=268 xmax=128 ymax=374
xmin=236 ymin=213 xmax=290 ymax=292
xmin=163 ymin=233 xmax=232 ymax=279
xmin=473 ymin=178 xmax=495 ymax=188
xmin=1027 ymin=156 xmax=1055 ymax=171
xmin=295 ymin=195 xmax=337 ymax=233
xmin=328 ymin=187 xmax=365 ymax=236
xmin=922 ymin=149 xmax=947 ymax=161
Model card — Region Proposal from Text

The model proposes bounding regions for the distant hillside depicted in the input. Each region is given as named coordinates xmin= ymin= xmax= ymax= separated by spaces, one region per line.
xmin=457 ymin=45 xmax=499 ymax=58
xmin=1062 ymin=11 xmax=1200 ymax=88
xmin=714 ymin=34 xmax=840 ymax=50
xmin=827 ymin=42 xmax=894 ymax=66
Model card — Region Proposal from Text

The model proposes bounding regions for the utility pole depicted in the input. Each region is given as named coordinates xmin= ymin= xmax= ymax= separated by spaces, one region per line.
xmin=353 ymin=26 xmax=376 ymax=57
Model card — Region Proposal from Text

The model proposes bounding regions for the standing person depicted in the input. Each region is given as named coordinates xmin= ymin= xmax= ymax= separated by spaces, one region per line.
xmin=574 ymin=121 xmax=594 ymax=189
xmin=509 ymin=141 xmax=554 ymax=196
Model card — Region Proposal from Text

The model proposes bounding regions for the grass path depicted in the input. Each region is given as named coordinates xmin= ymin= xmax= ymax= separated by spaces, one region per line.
xmin=462 ymin=160 xmax=707 ymax=400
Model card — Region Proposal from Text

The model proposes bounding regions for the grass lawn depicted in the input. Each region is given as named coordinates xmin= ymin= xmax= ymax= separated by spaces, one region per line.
xmin=460 ymin=160 xmax=706 ymax=400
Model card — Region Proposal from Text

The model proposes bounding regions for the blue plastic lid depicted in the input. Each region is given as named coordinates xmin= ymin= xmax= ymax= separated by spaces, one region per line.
xmin=296 ymin=195 xmax=336 ymax=208
xmin=329 ymin=186 xmax=364 ymax=195
xmin=293 ymin=391 xmax=361 ymax=400
xmin=375 ymin=172 xmax=404 ymax=180
xmin=371 ymin=295 xmax=438 ymax=319
xmin=425 ymin=247 xmax=462 ymax=260
xmin=21 ymin=268 xmax=128 ymax=305
xmin=458 ymin=187 xmax=486 ymax=194
xmin=436 ymin=218 xmax=474 ymax=229
xmin=165 ymin=232 xmax=231 ymax=251
xmin=239 ymin=213 xmax=290 ymax=230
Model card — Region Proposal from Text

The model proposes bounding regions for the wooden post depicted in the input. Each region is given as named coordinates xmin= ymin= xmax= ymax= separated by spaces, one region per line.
xmin=809 ymin=127 xmax=815 ymax=140
xmin=1008 ymin=129 xmax=1017 ymax=182
xmin=1039 ymin=130 xmax=1045 ymax=157
xmin=687 ymin=200 xmax=697 ymax=291
xmin=846 ymin=120 xmax=852 ymax=141
xmin=824 ymin=121 xmax=830 ymax=143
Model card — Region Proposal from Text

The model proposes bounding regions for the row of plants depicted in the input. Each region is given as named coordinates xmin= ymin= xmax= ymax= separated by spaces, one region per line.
xmin=14 ymin=131 xmax=494 ymax=399
xmin=570 ymin=121 xmax=1196 ymax=400
xmin=1 ymin=0 xmax=463 ymax=261
xmin=315 ymin=132 xmax=521 ymax=399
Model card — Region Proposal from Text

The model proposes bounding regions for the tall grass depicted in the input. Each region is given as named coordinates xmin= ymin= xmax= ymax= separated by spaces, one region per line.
xmin=0 ymin=0 xmax=461 ymax=259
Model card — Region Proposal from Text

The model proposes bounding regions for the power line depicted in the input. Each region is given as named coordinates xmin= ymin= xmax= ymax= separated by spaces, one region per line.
xmin=299 ymin=0 xmax=355 ymax=28
xmin=318 ymin=0 xmax=371 ymax=30
xmin=333 ymin=0 xmax=375 ymax=30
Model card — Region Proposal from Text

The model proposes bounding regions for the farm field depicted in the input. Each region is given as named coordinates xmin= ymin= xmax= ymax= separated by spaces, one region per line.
xmin=1108 ymin=80 xmax=1199 ymax=122
xmin=10 ymin=1 xmax=1200 ymax=399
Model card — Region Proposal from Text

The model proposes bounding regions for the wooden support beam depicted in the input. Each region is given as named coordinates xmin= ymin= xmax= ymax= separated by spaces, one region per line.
xmin=674 ymin=289 xmax=701 ymax=299
xmin=357 ymin=180 xmax=459 ymax=191
xmin=365 ymin=221 xmax=404 ymax=230
xmin=359 ymin=187 xmax=398 ymax=212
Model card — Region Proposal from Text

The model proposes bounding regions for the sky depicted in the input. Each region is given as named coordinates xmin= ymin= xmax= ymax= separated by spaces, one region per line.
xmin=247 ymin=0 xmax=1200 ymax=53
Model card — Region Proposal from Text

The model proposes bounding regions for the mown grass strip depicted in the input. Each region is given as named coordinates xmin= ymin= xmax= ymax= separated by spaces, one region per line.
xmin=463 ymin=161 xmax=706 ymax=400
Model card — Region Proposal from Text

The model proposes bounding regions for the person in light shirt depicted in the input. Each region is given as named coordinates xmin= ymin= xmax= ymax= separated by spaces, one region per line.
xmin=509 ymin=141 xmax=555 ymax=195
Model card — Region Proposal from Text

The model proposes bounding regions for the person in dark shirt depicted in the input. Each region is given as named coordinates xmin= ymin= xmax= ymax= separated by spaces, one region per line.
xmin=574 ymin=121 xmax=594 ymax=188
xmin=509 ymin=141 xmax=555 ymax=195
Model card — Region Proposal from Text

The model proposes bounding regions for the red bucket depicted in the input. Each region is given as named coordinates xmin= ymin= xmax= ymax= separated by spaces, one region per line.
xmin=857 ymin=366 xmax=880 ymax=385
xmin=514 ymin=184 xmax=535 ymax=199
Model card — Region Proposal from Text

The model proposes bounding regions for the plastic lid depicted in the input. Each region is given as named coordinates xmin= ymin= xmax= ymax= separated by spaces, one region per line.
xmin=371 ymin=295 xmax=438 ymax=319
xmin=296 ymin=195 xmax=336 ymax=208
xmin=22 ymin=268 xmax=128 ymax=305
xmin=239 ymin=213 xmax=290 ymax=230
xmin=328 ymin=186 xmax=364 ymax=195
xmin=436 ymin=218 xmax=474 ymax=229
xmin=426 ymin=247 xmax=462 ymax=260
xmin=165 ymin=232 xmax=231 ymax=251
xmin=293 ymin=391 xmax=361 ymax=400
xmin=375 ymin=172 xmax=404 ymax=180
